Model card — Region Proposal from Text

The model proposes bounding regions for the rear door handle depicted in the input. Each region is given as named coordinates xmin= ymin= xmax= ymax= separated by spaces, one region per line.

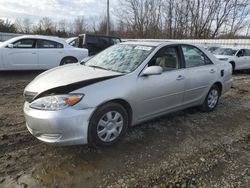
xmin=176 ymin=75 xmax=184 ymax=80
xmin=210 ymin=69 xmax=215 ymax=73
xmin=32 ymin=52 xmax=37 ymax=54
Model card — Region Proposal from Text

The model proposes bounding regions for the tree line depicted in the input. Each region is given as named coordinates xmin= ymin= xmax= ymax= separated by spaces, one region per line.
xmin=0 ymin=0 xmax=249 ymax=39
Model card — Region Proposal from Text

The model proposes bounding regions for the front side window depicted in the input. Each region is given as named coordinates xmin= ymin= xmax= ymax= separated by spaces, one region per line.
xmin=236 ymin=49 xmax=245 ymax=57
xmin=149 ymin=46 xmax=180 ymax=71
xmin=37 ymin=40 xmax=63 ymax=48
xmin=85 ymin=44 xmax=155 ymax=73
xmin=13 ymin=39 xmax=35 ymax=48
xmin=182 ymin=45 xmax=213 ymax=68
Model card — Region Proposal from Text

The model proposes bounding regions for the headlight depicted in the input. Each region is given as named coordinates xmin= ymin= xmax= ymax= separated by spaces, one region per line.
xmin=30 ymin=94 xmax=83 ymax=111
xmin=219 ymin=58 xmax=228 ymax=61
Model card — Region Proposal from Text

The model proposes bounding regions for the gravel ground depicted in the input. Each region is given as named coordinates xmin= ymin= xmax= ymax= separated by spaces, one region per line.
xmin=0 ymin=71 xmax=249 ymax=188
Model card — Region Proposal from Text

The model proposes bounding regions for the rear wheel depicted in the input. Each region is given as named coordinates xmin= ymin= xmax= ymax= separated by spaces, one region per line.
xmin=60 ymin=57 xmax=78 ymax=65
xmin=88 ymin=102 xmax=128 ymax=147
xmin=200 ymin=85 xmax=220 ymax=112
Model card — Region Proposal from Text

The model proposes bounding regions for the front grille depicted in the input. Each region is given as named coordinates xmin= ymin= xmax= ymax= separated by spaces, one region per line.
xmin=24 ymin=91 xmax=38 ymax=103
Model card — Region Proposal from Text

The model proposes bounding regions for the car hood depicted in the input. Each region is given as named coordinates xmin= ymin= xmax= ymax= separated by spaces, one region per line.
xmin=25 ymin=63 xmax=123 ymax=95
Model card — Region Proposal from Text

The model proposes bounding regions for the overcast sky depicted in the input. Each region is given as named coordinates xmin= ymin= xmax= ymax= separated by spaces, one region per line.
xmin=0 ymin=0 xmax=118 ymax=22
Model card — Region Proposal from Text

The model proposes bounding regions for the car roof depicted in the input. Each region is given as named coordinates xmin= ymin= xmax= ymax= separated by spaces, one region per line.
xmin=121 ymin=41 xmax=178 ymax=47
xmin=79 ymin=34 xmax=121 ymax=39
xmin=7 ymin=35 xmax=67 ymax=44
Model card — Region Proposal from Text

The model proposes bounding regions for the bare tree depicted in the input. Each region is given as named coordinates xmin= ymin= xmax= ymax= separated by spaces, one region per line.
xmin=73 ymin=16 xmax=87 ymax=35
xmin=116 ymin=0 xmax=250 ymax=39
xmin=14 ymin=18 xmax=32 ymax=33
xmin=117 ymin=0 xmax=163 ymax=38
xmin=229 ymin=0 xmax=250 ymax=36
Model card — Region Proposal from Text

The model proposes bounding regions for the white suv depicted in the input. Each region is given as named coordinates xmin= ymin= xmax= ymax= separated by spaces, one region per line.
xmin=213 ymin=48 xmax=250 ymax=71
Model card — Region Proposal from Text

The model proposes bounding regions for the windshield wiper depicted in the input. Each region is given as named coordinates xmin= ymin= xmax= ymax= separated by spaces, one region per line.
xmin=80 ymin=60 xmax=86 ymax=65
xmin=87 ymin=65 xmax=108 ymax=70
xmin=87 ymin=65 xmax=127 ymax=74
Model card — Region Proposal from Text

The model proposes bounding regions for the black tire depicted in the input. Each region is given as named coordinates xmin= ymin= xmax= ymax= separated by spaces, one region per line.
xmin=60 ymin=57 xmax=78 ymax=65
xmin=88 ymin=102 xmax=129 ymax=147
xmin=200 ymin=85 xmax=220 ymax=112
xmin=229 ymin=61 xmax=235 ymax=72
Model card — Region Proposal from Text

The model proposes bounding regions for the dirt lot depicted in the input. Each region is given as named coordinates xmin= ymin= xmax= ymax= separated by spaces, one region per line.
xmin=0 ymin=71 xmax=249 ymax=188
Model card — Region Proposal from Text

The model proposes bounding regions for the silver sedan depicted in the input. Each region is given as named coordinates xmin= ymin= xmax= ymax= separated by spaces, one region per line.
xmin=23 ymin=41 xmax=232 ymax=147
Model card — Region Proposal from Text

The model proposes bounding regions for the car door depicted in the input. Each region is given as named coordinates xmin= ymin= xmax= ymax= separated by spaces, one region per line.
xmin=235 ymin=49 xmax=250 ymax=70
xmin=181 ymin=45 xmax=217 ymax=105
xmin=3 ymin=38 xmax=38 ymax=70
xmin=37 ymin=39 xmax=64 ymax=69
xmin=135 ymin=45 xmax=186 ymax=121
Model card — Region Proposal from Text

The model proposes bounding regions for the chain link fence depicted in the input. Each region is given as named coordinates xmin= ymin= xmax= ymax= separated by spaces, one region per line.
xmin=124 ymin=39 xmax=250 ymax=48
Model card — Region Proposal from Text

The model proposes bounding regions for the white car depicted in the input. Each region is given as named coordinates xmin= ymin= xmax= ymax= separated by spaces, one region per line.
xmin=213 ymin=48 xmax=250 ymax=71
xmin=0 ymin=35 xmax=88 ymax=70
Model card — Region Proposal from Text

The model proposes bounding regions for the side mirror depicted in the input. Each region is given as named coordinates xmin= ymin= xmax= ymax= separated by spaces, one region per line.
xmin=7 ymin=44 xmax=14 ymax=48
xmin=142 ymin=66 xmax=163 ymax=76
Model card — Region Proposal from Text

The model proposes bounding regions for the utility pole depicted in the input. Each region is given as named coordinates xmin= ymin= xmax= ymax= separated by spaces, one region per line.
xmin=106 ymin=0 xmax=110 ymax=36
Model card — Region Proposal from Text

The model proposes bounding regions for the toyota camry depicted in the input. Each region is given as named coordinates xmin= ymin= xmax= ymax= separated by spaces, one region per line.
xmin=23 ymin=41 xmax=232 ymax=147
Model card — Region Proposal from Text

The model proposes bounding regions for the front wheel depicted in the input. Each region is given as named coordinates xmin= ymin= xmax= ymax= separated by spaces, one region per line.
xmin=200 ymin=85 xmax=220 ymax=112
xmin=88 ymin=103 xmax=128 ymax=147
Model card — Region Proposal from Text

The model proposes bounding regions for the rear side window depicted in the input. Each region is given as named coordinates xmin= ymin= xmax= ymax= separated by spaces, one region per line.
xmin=182 ymin=45 xmax=213 ymax=68
xmin=86 ymin=36 xmax=98 ymax=44
xmin=99 ymin=37 xmax=110 ymax=46
xmin=13 ymin=39 xmax=35 ymax=48
xmin=245 ymin=49 xmax=250 ymax=56
xmin=37 ymin=40 xmax=63 ymax=48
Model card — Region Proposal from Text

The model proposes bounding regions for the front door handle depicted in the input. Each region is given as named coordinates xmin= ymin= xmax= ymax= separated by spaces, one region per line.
xmin=32 ymin=52 xmax=37 ymax=54
xmin=210 ymin=69 xmax=215 ymax=73
xmin=176 ymin=75 xmax=184 ymax=80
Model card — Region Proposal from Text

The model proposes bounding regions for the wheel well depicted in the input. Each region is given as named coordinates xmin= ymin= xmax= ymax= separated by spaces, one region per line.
xmin=213 ymin=82 xmax=223 ymax=96
xmin=60 ymin=56 xmax=78 ymax=65
xmin=97 ymin=99 xmax=133 ymax=126
xmin=229 ymin=61 xmax=235 ymax=70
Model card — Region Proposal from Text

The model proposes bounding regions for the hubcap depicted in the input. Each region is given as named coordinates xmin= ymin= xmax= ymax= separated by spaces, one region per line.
xmin=207 ymin=89 xmax=219 ymax=109
xmin=97 ymin=111 xmax=124 ymax=142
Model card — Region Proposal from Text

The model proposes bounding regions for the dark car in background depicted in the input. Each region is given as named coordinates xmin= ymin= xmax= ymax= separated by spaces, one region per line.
xmin=66 ymin=34 xmax=121 ymax=56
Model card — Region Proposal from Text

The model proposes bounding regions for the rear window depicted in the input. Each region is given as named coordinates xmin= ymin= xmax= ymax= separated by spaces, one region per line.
xmin=99 ymin=37 xmax=110 ymax=45
xmin=37 ymin=40 xmax=63 ymax=48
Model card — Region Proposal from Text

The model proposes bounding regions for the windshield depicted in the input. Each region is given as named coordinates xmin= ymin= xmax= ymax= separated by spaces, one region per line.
xmin=207 ymin=47 xmax=219 ymax=52
xmin=213 ymin=48 xmax=237 ymax=56
xmin=85 ymin=44 xmax=155 ymax=73
xmin=66 ymin=37 xmax=77 ymax=47
xmin=0 ymin=36 xmax=25 ymax=47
